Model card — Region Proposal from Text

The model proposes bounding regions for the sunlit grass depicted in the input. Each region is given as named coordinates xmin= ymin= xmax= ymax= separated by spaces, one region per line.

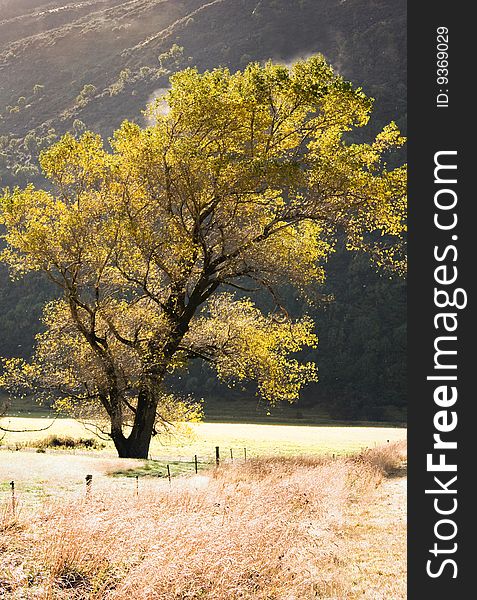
xmin=0 ymin=444 xmax=407 ymax=599
xmin=0 ymin=417 xmax=406 ymax=506
xmin=1 ymin=417 xmax=406 ymax=460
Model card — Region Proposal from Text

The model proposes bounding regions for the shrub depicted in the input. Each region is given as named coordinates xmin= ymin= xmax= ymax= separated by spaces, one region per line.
xmin=30 ymin=434 xmax=105 ymax=451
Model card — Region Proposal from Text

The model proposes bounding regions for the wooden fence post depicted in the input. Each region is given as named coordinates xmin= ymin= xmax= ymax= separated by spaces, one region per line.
xmin=85 ymin=474 xmax=92 ymax=498
xmin=194 ymin=455 xmax=198 ymax=474
xmin=215 ymin=446 xmax=220 ymax=467
xmin=167 ymin=464 xmax=171 ymax=485
xmin=244 ymin=448 xmax=247 ymax=462
xmin=230 ymin=448 xmax=233 ymax=462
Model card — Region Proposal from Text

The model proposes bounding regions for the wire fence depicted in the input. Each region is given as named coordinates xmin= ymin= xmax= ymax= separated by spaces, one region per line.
xmin=2 ymin=445 xmax=253 ymax=514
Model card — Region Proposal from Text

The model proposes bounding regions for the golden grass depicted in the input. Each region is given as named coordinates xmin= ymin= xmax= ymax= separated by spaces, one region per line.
xmin=0 ymin=443 xmax=406 ymax=599
xmin=1 ymin=417 xmax=406 ymax=459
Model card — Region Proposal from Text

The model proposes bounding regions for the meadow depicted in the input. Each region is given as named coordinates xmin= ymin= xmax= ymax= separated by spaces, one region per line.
xmin=1 ymin=410 xmax=407 ymax=598
xmin=0 ymin=415 xmax=406 ymax=499
xmin=0 ymin=442 xmax=407 ymax=599
xmin=0 ymin=416 xmax=406 ymax=456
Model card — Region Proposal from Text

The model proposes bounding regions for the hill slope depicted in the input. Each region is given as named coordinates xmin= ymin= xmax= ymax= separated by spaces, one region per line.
xmin=0 ymin=0 xmax=406 ymax=185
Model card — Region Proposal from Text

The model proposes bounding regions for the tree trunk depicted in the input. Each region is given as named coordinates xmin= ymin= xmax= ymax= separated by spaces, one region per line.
xmin=110 ymin=390 xmax=158 ymax=459
xmin=112 ymin=433 xmax=153 ymax=459
xmin=110 ymin=331 xmax=186 ymax=459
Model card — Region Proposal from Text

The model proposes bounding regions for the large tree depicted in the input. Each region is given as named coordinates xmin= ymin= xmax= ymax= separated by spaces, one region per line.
xmin=0 ymin=56 xmax=406 ymax=458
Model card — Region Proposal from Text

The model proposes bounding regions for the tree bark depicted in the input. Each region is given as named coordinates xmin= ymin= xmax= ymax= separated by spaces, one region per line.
xmin=110 ymin=389 xmax=158 ymax=459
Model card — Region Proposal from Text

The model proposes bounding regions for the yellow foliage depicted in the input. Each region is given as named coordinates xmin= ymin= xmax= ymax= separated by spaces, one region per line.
xmin=0 ymin=55 xmax=406 ymax=451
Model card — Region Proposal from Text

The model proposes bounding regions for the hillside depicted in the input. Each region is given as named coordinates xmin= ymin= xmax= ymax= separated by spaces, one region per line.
xmin=0 ymin=0 xmax=406 ymax=185
xmin=0 ymin=0 xmax=407 ymax=420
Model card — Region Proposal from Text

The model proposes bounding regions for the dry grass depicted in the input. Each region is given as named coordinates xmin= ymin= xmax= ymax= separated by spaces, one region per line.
xmin=341 ymin=443 xmax=407 ymax=599
xmin=0 ymin=443 xmax=406 ymax=599
xmin=354 ymin=441 xmax=407 ymax=476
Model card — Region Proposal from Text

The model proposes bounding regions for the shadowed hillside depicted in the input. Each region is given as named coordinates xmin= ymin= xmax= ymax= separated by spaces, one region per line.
xmin=1 ymin=0 xmax=406 ymax=183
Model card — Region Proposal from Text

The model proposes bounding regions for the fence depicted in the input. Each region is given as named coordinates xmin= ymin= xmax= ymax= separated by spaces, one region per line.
xmin=2 ymin=445 xmax=251 ymax=513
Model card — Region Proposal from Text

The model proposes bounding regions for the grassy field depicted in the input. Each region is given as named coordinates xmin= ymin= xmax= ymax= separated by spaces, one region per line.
xmin=1 ymin=416 xmax=406 ymax=458
xmin=0 ymin=443 xmax=407 ymax=599
xmin=3 ymin=392 xmax=406 ymax=425
xmin=0 ymin=412 xmax=407 ymax=597
xmin=0 ymin=415 xmax=406 ymax=505
xmin=0 ymin=416 xmax=406 ymax=461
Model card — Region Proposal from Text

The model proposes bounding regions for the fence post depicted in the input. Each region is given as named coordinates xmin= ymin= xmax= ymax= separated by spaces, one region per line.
xmin=244 ymin=448 xmax=247 ymax=463
xmin=85 ymin=474 xmax=92 ymax=498
xmin=215 ymin=446 xmax=220 ymax=467
xmin=230 ymin=448 xmax=233 ymax=462
xmin=194 ymin=455 xmax=198 ymax=474
xmin=167 ymin=464 xmax=171 ymax=485
xmin=135 ymin=475 xmax=139 ymax=497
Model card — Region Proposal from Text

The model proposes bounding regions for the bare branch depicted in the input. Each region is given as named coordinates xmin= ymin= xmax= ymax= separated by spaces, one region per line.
xmin=0 ymin=415 xmax=59 ymax=433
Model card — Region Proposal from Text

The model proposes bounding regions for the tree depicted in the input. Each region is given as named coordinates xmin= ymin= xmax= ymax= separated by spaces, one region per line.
xmin=0 ymin=56 xmax=406 ymax=458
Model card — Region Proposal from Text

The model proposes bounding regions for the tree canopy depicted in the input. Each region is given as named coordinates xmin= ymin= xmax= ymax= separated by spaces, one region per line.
xmin=0 ymin=56 xmax=406 ymax=457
